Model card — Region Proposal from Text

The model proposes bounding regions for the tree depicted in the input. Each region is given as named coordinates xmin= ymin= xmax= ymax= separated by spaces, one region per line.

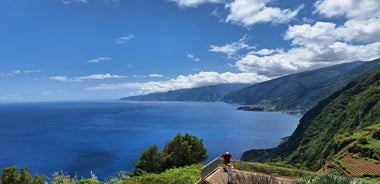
xmin=163 ymin=133 xmax=208 ymax=168
xmin=0 ymin=166 xmax=45 ymax=184
xmin=1 ymin=167 xmax=18 ymax=184
xmin=134 ymin=133 xmax=208 ymax=175
xmin=19 ymin=167 xmax=32 ymax=184
xmin=134 ymin=144 xmax=164 ymax=175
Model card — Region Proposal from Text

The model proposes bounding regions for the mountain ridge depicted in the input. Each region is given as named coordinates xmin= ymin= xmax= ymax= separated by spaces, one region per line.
xmin=242 ymin=69 xmax=380 ymax=178
xmin=120 ymin=83 xmax=250 ymax=102
xmin=222 ymin=61 xmax=369 ymax=114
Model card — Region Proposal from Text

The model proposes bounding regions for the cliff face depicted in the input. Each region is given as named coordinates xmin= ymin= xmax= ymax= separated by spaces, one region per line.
xmin=242 ymin=70 xmax=380 ymax=173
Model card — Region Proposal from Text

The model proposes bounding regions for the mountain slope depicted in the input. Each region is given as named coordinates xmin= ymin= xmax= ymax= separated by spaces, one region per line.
xmin=223 ymin=59 xmax=380 ymax=113
xmin=120 ymin=83 xmax=249 ymax=102
xmin=242 ymin=70 xmax=380 ymax=177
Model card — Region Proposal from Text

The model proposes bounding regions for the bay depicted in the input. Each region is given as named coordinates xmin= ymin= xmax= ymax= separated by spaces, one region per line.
xmin=0 ymin=101 xmax=299 ymax=179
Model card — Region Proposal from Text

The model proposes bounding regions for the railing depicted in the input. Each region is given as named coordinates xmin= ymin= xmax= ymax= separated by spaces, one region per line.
xmin=200 ymin=157 xmax=220 ymax=180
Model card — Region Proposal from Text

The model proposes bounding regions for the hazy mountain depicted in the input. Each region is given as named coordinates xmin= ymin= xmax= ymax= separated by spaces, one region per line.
xmin=223 ymin=59 xmax=380 ymax=114
xmin=120 ymin=83 xmax=250 ymax=102
xmin=242 ymin=69 xmax=380 ymax=177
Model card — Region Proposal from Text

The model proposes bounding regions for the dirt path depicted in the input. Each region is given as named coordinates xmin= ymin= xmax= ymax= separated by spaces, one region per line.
xmin=204 ymin=167 xmax=296 ymax=184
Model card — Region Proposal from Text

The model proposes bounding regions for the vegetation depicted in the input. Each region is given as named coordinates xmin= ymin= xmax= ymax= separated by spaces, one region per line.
xmin=233 ymin=161 xmax=314 ymax=179
xmin=224 ymin=58 xmax=380 ymax=114
xmin=119 ymin=164 xmax=201 ymax=184
xmin=242 ymin=69 xmax=380 ymax=178
xmin=223 ymin=60 xmax=367 ymax=114
xmin=0 ymin=166 xmax=45 ymax=184
xmin=1 ymin=165 xmax=201 ymax=184
xmin=121 ymin=83 xmax=249 ymax=102
xmin=285 ymin=70 xmax=380 ymax=170
xmin=134 ymin=133 xmax=207 ymax=175
xmin=295 ymin=174 xmax=364 ymax=184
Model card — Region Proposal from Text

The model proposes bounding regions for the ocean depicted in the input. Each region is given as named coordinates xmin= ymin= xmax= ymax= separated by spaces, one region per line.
xmin=0 ymin=101 xmax=299 ymax=179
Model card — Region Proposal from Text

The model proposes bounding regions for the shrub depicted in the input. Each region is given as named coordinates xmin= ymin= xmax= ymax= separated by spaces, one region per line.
xmin=0 ymin=166 xmax=45 ymax=184
xmin=134 ymin=133 xmax=207 ymax=175
xmin=163 ymin=133 xmax=208 ymax=169
xmin=134 ymin=144 xmax=164 ymax=175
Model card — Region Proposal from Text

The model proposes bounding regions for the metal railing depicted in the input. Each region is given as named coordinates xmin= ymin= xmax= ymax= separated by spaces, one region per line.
xmin=200 ymin=157 xmax=220 ymax=180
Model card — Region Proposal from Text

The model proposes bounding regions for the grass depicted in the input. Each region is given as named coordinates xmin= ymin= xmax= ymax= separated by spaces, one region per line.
xmin=360 ymin=139 xmax=380 ymax=153
xmin=232 ymin=161 xmax=315 ymax=179
xmin=117 ymin=164 xmax=201 ymax=184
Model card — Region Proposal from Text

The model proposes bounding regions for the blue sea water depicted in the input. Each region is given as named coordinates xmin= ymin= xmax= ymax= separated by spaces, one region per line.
xmin=0 ymin=101 xmax=299 ymax=179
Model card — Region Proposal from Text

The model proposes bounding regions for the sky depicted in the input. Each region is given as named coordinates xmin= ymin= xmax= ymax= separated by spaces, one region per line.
xmin=1 ymin=0 xmax=380 ymax=102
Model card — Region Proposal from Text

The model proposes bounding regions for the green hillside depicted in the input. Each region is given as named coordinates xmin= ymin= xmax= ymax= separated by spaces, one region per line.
xmin=242 ymin=70 xmax=380 ymax=179
xmin=223 ymin=59 xmax=380 ymax=114
xmin=120 ymin=83 xmax=249 ymax=102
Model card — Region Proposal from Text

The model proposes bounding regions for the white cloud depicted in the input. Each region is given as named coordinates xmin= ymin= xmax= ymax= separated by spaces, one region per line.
xmin=233 ymin=1 xmax=380 ymax=78
xmin=235 ymin=20 xmax=380 ymax=77
xmin=336 ymin=18 xmax=380 ymax=43
xmin=88 ymin=71 xmax=268 ymax=94
xmin=251 ymin=48 xmax=282 ymax=56
xmin=49 ymin=73 xmax=127 ymax=82
xmin=87 ymin=57 xmax=112 ymax=63
xmin=171 ymin=0 xmax=302 ymax=27
xmin=0 ymin=69 xmax=41 ymax=78
xmin=309 ymin=1 xmax=380 ymax=44
xmin=314 ymin=0 xmax=380 ymax=19
xmin=59 ymin=0 xmax=88 ymax=5
xmin=209 ymin=35 xmax=253 ymax=59
xmin=225 ymin=0 xmax=303 ymax=27
xmin=49 ymin=76 xmax=69 ymax=82
xmin=114 ymin=35 xmax=135 ymax=44
xmin=24 ymin=70 xmax=41 ymax=74
xmin=149 ymin=74 xmax=165 ymax=78
xmin=169 ymin=0 xmax=224 ymax=8
xmin=187 ymin=53 xmax=200 ymax=62
xmin=133 ymin=74 xmax=165 ymax=78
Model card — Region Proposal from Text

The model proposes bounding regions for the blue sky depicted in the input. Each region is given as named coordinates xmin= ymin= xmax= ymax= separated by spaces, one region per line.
xmin=1 ymin=0 xmax=380 ymax=102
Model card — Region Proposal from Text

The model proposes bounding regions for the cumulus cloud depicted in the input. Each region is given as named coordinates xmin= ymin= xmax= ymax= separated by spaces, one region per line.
xmin=209 ymin=35 xmax=253 ymax=59
xmin=225 ymin=0 xmax=303 ymax=27
xmin=87 ymin=57 xmax=112 ymax=63
xmin=58 ymin=0 xmax=88 ymax=5
xmin=251 ymin=48 xmax=282 ymax=56
xmin=169 ymin=0 xmax=224 ymax=8
xmin=114 ymin=35 xmax=135 ymax=44
xmin=171 ymin=0 xmax=302 ymax=26
xmin=88 ymin=71 xmax=268 ymax=94
xmin=230 ymin=1 xmax=380 ymax=78
xmin=235 ymin=20 xmax=380 ymax=77
xmin=49 ymin=73 xmax=127 ymax=82
xmin=187 ymin=53 xmax=200 ymax=62
xmin=314 ymin=0 xmax=380 ymax=19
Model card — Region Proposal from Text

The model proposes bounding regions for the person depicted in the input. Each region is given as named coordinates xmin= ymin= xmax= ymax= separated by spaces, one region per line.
xmin=226 ymin=163 xmax=233 ymax=184
xmin=221 ymin=152 xmax=233 ymax=171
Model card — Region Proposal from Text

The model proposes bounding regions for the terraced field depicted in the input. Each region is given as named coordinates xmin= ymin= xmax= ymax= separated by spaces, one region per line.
xmin=342 ymin=153 xmax=380 ymax=177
